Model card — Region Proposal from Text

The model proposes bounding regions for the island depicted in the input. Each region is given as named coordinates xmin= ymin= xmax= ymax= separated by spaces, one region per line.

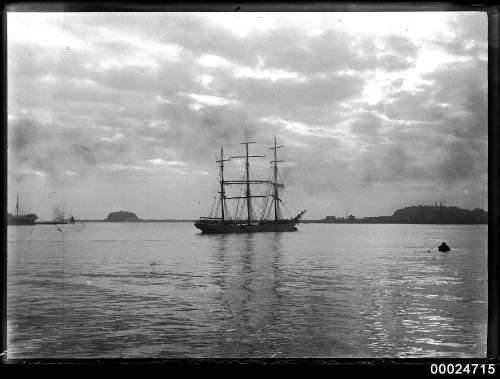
xmin=105 ymin=211 xmax=141 ymax=222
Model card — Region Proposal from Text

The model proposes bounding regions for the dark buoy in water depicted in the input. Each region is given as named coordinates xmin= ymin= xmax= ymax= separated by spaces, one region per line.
xmin=438 ymin=242 xmax=450 ymax=252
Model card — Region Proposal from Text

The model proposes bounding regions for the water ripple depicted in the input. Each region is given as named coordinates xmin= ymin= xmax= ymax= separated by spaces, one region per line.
xmin=7 ymin=223 xmax=487 ymax=358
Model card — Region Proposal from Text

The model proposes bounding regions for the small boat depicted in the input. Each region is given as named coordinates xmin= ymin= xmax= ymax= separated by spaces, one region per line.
xmin=7 ymin=195 xmax=38 ymax=225
xmin=195 ymin=133 xmax=306 ymax=234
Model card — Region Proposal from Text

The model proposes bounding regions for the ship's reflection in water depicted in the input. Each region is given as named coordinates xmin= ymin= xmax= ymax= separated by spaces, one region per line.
xmin=202 ymin=226 xmax=487 ymax=358
xmin=7 ymin=223 xmax=487 ymax=358
xmin=208 ymin=233 xmax=287 ymax=356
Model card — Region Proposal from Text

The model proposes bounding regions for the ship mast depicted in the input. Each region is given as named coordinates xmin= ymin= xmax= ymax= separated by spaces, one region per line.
xmin=16 ymin=194 xmax=19 ymax=216
xmin=229 ymin=130 xmax=266 ymax=224
xmin=245 ymin=132 xmax=251 ymax=223
xmin=270 ymin=136 xmax=284 ymax=221
xmin=243 ymin=130 xmax=253 ymax=224
xmin=216 ymin=146 xmax=230 ymax=221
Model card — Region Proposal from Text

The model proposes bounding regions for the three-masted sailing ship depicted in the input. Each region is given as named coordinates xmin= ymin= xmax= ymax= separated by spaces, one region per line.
xmin=195 ymin=134 xmax=306 ymax=234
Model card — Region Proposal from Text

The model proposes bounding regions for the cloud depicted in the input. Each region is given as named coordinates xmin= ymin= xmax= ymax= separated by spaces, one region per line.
xmin=349 ymin=111 xmax=384 ymax=136
xmin=7 ymin=12 xmax=488 ymax=219
xmin=261 ymin=29 xmax=417 ymax=75
xmin=382 ymin=36 xmax=419 ymax=58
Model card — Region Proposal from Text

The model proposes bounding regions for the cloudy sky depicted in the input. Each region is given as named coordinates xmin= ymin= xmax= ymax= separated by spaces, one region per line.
xmin=7 ymin=12 xmax=488 ymax=220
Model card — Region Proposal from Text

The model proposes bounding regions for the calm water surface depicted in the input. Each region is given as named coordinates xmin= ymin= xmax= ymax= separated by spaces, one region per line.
xmin=7 ymin=223 xmax=487 ymax=358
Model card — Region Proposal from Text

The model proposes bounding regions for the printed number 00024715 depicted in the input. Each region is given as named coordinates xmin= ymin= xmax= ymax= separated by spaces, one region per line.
xmin=430 ymin=364 xmax=496 ymax=375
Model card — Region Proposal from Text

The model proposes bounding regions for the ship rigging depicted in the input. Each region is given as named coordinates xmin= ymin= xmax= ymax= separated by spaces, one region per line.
xmin=194 ymin=133 xmax=306 ymax=234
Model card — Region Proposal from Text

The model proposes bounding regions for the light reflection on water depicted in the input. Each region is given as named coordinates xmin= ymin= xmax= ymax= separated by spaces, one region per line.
xmin=7 ymin=223 xmax=487 ymax=358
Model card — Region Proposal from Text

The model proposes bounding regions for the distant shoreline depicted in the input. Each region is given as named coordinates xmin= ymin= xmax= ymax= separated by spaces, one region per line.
xmin=29 ymin=204 xmax=486 ymax=225
xmin=300 ymin=220 xmax=488 ymax=225
xmin=71 ymin=219 xmax=195 ymax=223
xmin=32 ymin=219 xmax=487 ymax=225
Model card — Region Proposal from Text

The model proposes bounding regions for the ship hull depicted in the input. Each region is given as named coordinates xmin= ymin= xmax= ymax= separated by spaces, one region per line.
xmin=7 ymin=214 xmax=38 ymax=225
xmin=194 ymin=220 xmax=298 ymax=234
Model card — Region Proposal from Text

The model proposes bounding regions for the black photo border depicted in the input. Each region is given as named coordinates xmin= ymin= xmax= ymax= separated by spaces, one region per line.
xmin=1 ymin=0 xmax=498 ymax=373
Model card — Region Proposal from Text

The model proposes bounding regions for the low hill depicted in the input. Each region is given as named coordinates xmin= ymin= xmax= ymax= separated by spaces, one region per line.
xmin=392 ymin=205 xmax=487 ymax=223
xmin=105 ymin=211 xmax=140 ymax=222
xmin=316 ymin=204 xmax=487 ymax=224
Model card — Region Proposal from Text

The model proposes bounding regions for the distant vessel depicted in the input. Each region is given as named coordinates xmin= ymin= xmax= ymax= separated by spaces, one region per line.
xmin=7 ymin=195 xmax=38 ymax=225
xmin=195 ymin=133 xmax=306 ymax=234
